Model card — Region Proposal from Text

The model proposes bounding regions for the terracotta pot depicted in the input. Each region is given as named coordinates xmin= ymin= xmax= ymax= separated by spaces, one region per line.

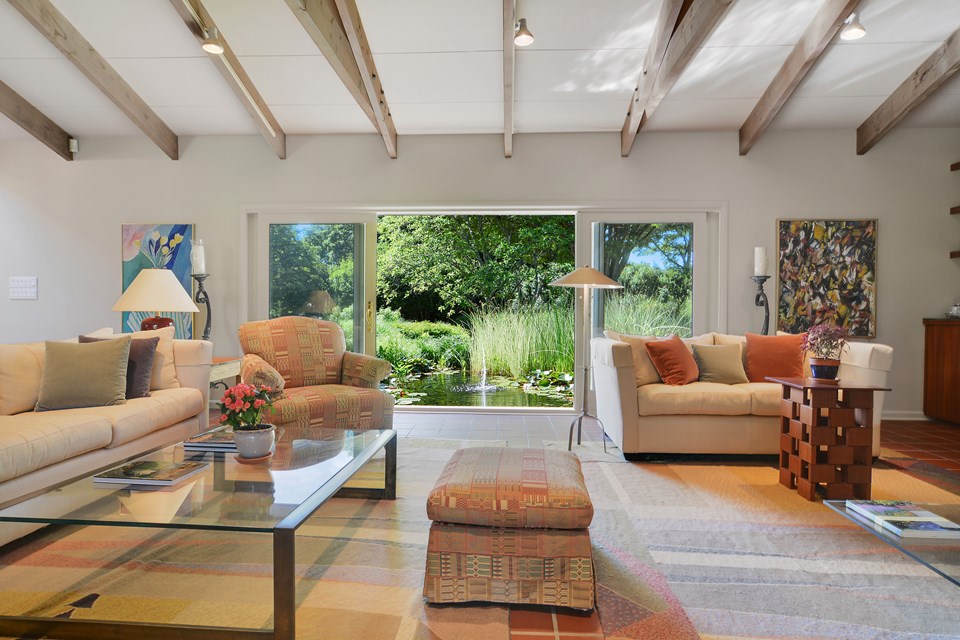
xmin=809 ymin=357 xmax=841 ymax=381
xmin=234 ymin=424 xmax=276 ymax=459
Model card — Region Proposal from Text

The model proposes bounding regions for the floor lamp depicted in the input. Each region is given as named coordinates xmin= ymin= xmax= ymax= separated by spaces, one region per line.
xmin=550 ymin=266 xmax=623 ymax=451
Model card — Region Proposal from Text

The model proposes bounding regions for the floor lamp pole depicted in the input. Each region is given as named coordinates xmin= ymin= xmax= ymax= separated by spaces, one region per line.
xmin=568 ymin=286 xmax=607 ymax=452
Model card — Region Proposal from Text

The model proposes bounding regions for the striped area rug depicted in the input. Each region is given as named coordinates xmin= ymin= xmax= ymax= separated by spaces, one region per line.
xmin=0 ymin=439 xmax=958 ymax=639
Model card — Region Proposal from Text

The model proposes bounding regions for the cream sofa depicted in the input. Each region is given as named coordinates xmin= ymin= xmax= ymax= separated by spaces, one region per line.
xmin=592 ymin=333 xmax=893 ymax=459
xmin=0 ymin=332 xmax=212 ymax=545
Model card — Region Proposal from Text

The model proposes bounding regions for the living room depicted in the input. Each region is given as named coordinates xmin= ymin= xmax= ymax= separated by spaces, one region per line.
xmin=1 ymin=1 xmax=960 ymax=639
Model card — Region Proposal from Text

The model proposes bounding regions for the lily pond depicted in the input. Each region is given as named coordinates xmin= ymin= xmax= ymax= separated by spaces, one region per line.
xmin=388 ymin=371 xmax=572 ymax=408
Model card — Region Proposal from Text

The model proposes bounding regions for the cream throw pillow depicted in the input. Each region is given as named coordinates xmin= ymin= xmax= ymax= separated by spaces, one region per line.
xmin=604 ymin=330 xmax=662 ymax=386
xmin=93 ymin=327 xmax=179 ymax=390
xmin=0 ymin=342 xmax=46 ymax=415
xmin=692 ymin=343 xmax=749 ymax=384
xmin=35 ymin=337 xmax=131 ymax=411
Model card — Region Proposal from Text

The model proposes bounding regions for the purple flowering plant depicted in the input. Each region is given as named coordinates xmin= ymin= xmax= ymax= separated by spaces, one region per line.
xmin=800 ymin=324 xmax=849 ymax=360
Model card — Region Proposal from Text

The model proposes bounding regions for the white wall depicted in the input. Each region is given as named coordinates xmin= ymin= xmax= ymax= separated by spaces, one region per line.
xmin=2 ymin=128 xmax=959 ymax=418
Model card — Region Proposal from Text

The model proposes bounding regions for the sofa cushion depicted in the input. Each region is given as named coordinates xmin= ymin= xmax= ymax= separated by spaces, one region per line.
xmin=645 ymin=335 xmax=699 ymax=386
xmin=69 ymin=388 xmax=205 ymax=448
xmin=268 ymin=384 xmax=394 ymax=431
xmin=35 ymin=338 xmax=131 ymax=412
xmin=79 ymin=335 xmax=159 ymax=399
xmin=426 ymin=447 xmax=593 ymax=529
xmin=734 ymin=382 xmax=783 ymax=416
xmin=745 ymin=332 xmax=805 ymax=382
xmin=0 ymin=413 xmax=113 ymax=483
xmin=0 ymin=342 xmax=45 ymax=416
xmin=637 ymin=382 xmax=753 ymax=416
xmin=603 ymin=331 xmax=661 ymax=386
xmin=693 ymin=343 xmax=749 ymax=384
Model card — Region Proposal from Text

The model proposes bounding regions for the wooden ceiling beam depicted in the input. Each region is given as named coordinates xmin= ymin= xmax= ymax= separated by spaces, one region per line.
xmin=739 ymin=0 xmax=861 ymax=156
xmin=857 ymin=26 xmax=960 ymax=155
xmin=0 ymin=78 xmax=73 ymax=160
xmin=621 ymin=0 xmax=685 ymax=157
xmin=334 ymin=0 xmax=397 ymax=158
xmin=621 ymin=0 xmax=733 ymax=157
xmin=7 ymin=0 xmax=179 ymax=160
xmin=503 ymin=0 xmax=515 ymax=158
xmin=285 ymin=0 xmax=396 ymax=158
xmin=169 ymin=0 xmax=286 ymax=159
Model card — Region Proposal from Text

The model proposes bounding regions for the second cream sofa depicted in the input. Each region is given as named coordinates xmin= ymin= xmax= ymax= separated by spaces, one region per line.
xmin=592 ymin=333 xmax=894 ymax=459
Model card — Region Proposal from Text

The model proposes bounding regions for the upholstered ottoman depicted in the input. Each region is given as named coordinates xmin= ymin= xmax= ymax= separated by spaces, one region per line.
xmin=423 ymin=447 xmax=595 ymax=610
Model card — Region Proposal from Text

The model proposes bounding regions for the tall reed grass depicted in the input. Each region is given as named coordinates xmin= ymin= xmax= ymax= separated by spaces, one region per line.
xmin=468 ymin=306 xmax=575 ymax=378
xmin=603 ymin=291 xmax=692 ymax=337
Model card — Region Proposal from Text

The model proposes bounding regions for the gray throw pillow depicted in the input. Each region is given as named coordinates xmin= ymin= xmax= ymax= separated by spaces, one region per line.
xmin=79 ymin=334 xmax=159 ymax=399
xmin=35 ymin=336 xmax=132 ymax=411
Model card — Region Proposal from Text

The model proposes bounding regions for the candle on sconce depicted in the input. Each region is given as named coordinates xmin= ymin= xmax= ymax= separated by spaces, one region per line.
xmin=191 ymin=239 xmax=206 ymax=275
xmin=753 ymin=247 xmax=767 ymax=277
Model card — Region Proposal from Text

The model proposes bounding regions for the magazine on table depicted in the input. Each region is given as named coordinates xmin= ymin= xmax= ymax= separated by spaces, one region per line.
xmin=94 ymin=461 xmax=208 ymax=486
xmin=183 ymin=428 xmax=237 ymax=452
xmin=845 ymin=500 xmax=960 ymax=539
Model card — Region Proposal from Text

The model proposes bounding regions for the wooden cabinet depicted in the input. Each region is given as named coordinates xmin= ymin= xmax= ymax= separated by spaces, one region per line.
xmin=923 ymin=319 xmax=960 ymax=423
xmin=953 ymin=161 xmax=960 ymax=259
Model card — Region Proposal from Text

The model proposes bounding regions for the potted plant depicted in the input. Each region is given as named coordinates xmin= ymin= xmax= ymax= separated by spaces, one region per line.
xmin=800 ymin=324 xmax=849 ymax=382
xmin=217 ymin=383 xmax=275 ymax=459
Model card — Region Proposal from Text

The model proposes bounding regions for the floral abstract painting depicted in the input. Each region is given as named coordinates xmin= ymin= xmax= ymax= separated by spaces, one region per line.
xmin=121 ymin=224 xmax=194 ymax=338
xmin=777 ymin=219 xmax=877 ymax=338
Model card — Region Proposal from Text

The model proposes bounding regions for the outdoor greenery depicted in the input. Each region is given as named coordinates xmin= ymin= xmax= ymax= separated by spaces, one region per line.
xmin=268 ymin=216 xmax=694 ymax=405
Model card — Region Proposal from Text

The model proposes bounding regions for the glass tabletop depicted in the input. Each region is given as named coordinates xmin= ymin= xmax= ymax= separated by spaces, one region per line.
xmin=824 ymin=500 xmax=960 ymax=587
xmin=0 ymin=427 xmax=394 ymax=533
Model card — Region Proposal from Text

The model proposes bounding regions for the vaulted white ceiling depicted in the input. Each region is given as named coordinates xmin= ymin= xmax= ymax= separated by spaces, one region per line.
xmin=0 ymin=0 xmax=958 ymax=150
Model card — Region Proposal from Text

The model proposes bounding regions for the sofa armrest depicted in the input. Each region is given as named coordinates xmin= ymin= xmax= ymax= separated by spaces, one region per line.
xmin=341 ymin=352 xmax=392 ymax=389
xmin=173 ymin=339 xmax=213 ymax=432
xmin=591 ymin=338 xmax=640 ymax=455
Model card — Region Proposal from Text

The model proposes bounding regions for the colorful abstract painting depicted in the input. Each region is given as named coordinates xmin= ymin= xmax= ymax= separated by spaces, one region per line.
xmin=777 ymin=219 xmax=877 ymax=338
xmin=121 ymin=224 xmax=194 ymax=338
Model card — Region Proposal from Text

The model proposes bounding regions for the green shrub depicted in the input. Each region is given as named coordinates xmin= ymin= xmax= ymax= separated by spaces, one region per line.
xmin=375 ymin=308 xmax=471 ymax=372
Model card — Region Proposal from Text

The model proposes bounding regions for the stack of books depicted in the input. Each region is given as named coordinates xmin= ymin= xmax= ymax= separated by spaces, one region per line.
xmin=94 ymin=461 xmax=208 ymax=487
xmin=845 ymin=500 xmax=960 ymax=539
xmin=183 ymin=429 xmax=238 ymax=453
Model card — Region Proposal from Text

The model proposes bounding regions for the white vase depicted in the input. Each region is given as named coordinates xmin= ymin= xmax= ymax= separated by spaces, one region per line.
xmin=234 ymin=424 xmax=275 ymax=459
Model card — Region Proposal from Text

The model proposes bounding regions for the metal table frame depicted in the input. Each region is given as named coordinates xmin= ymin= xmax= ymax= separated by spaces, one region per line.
xmin=0 ymin=430 xmax=397 ymax=640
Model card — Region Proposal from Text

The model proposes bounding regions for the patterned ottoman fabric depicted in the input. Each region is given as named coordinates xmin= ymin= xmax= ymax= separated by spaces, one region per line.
xmin=423 ymin=522 xmax=595 ymax=610
xmin=266 ymin=384 xmax=394 ymax=431
xmin=426 ymin=447 xmax=594 ymax=529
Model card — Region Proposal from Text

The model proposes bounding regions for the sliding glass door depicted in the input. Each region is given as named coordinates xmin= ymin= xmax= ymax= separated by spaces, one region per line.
xmin=253 ymin=213 xmax=377 ymax=353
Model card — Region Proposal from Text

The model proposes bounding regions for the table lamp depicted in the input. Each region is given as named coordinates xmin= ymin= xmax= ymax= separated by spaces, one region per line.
xmin=113 ymin=268 xmax=199 ymax=331
xmin=549 ymin=265 xmax=623 ymax=451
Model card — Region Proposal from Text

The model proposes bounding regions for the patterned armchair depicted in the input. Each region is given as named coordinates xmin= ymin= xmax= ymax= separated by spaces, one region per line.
xmin=237 ymin=316 xmax=394 ymax=431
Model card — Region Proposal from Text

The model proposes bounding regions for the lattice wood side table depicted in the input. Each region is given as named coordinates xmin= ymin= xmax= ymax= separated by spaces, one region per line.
xmin=767 ymin=377 xmax=890 ymax=501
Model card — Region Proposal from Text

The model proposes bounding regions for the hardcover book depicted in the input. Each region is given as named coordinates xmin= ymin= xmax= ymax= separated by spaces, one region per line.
xmin=846 ymin=500 xmax=942 ymax=523
xmin=183 ymin=429 xmax=237 ymax=451
xmin=94 ymin=461 xmax=208 ymax=486
xmin=879 ymin=519 xmax=960 ymax=539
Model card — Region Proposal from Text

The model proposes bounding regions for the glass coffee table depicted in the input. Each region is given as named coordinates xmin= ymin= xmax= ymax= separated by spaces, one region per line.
xmin=0 ymin=426 xmax=397 ymax=640
xmin=825 ymin=501 xmax=960 ymax=587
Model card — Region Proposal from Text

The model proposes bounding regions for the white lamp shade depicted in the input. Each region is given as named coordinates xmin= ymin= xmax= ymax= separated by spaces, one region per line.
xmin=113 ymin=269 xmax=199 ymax=313
xmin=549 ymin=265 xmax=623 ymax=289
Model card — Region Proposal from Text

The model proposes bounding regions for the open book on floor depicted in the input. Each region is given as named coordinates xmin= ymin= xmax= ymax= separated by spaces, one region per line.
xmin=94 ymin=461 xmax=208 ymax=487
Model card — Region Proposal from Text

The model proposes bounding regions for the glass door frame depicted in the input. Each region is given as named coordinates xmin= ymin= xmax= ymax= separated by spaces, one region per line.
xmin=252 ymin=212 xmax=378 ymax=355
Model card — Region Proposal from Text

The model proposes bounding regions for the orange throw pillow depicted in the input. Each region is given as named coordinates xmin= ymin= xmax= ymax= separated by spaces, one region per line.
xmin=645 ymin=335 xmax=699 ymax=386
xmin=744 ymin=332 xmax=806 ymax=382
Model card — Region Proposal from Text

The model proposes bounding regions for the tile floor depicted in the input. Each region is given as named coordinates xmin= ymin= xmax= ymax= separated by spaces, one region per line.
xmin=392 ymin=411 xmax=606 ymax=449
xmin=880 ymin=419 xmax=960 ymax=471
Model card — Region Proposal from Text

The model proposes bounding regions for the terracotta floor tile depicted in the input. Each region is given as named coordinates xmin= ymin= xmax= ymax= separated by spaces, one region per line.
xmin=554 ymin=610 xmax=603 ymax=633
xmin=510 ymin=608 xmax=556 ymax=633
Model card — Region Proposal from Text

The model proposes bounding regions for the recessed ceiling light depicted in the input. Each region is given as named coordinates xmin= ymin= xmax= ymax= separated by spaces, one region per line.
xmin=514 ymin=18 xmax=534 ymax=47
xmin=840 ymin=12 xmax=866 ymax=41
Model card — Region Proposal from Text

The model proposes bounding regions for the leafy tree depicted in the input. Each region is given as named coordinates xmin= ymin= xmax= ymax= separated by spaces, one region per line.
xmin=377 ymin=215 xmax=575 ymax=321
xmin=269 ymin=224 xmax=356 ymax=318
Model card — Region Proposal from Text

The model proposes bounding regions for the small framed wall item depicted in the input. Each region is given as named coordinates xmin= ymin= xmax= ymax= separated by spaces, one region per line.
xmin=121 ymin=223 xmax=195 ymax=338
xmin=776 ymin=219 xmax=877 ymax=338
